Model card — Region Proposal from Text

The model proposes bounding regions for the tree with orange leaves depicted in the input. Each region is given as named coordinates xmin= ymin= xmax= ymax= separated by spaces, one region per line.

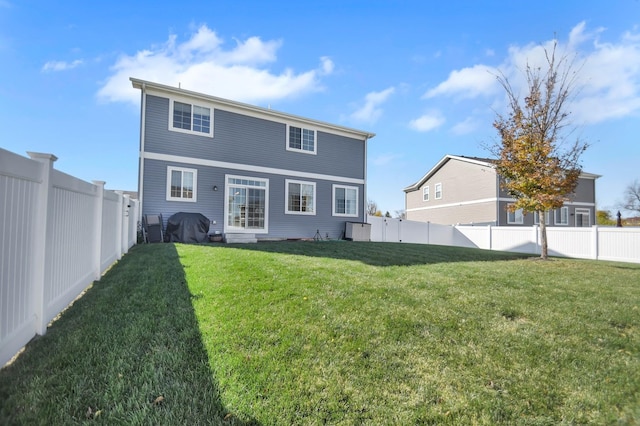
xmin=492 ymin=41 xmax=589 ymax=259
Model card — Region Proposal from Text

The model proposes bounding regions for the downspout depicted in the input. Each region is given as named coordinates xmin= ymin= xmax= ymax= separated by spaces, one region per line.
xmin=363 ymin=135 xmax=368 ymax=224
xmin=495 ymin=170 xmax=500 ymax=226
xmin=137 ymin=83 xmax=147 ymax=222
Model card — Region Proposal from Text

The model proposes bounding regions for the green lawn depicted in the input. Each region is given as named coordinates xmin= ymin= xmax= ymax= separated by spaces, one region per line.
xmin=1 ymin=242 xmax=639 ymax=425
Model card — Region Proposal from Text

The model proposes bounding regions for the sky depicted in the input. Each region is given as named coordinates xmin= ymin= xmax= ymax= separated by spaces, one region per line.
xmin=1 ymin=1 xmax=639 ymax=216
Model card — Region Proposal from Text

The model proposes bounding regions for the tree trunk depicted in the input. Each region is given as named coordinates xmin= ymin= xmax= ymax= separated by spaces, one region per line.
xmin=539 ymin=213 xmax=548 ymax=259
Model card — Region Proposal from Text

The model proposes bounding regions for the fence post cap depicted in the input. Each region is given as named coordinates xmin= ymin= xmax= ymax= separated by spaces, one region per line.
xmin=26 ymin=152 xmax=58 ymax=162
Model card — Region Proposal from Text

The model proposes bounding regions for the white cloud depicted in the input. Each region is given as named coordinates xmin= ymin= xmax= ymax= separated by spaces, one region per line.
xmin=42 ymin=59 xmax=83 ymax=72
xmin=424 ymin=22 xmax=640 ymax=126
xmin=451 ymin=117 xmax=480 ymax=135
xmin=423 ymin=64 xmax=498 ymax=99
xmin=97 ymin=25 xmax=332 ymax=105
xmin=319 ymin=56 xmax=334 ymax=75
xmin=350 ymin=87 xmax=395 ymax=123
xmin=371 ymin=153 xmax=402 ymax=166
xmin=409 ymin=111 xmax=445 ymax=132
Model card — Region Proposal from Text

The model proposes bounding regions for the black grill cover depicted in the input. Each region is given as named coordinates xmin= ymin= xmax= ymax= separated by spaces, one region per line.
xmin=165 ymin=212 xmax=210 ymax=243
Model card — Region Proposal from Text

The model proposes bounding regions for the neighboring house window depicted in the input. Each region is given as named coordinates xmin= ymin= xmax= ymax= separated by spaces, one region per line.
xmin=534 ymin=211 xmax=550 ymax=225
xmin=507 ymin=205 xmax=524 ymax=224
xmin=333 ymin=185 xmax=358 ymax=217
xmin=287 ymin=125 xmax=316 ymax=154
xmin=435 ymin=183 xmax=442 ymax=200
xmin=555 ymin=207 xmax=569 ymax=225
xmin=225 ymin=175 xmax=269 ymax=233
xmin=423 ymin=186 xmax=429 ymax=202
xmin=286 ymin=179 xmax=316 ymax=215
xmin=167 ymin=166 xmax=197 ymax=202
xmin=575 ymin=208 xmax=591 ymax=227
xmin=170 ymin=99 xmax=213 ymax=137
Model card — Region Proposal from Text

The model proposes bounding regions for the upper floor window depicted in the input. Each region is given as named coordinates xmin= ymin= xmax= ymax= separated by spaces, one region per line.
xmin=555 ymin=207 xmax=569 ymax=225
xmin=434 ymin=183 xmax=442 ymax=200
xmin=507 ymin=204 xmax=524 ymax=224
xmin=423 ymin=186 xmax=429 ymax=202
xmin=333 ymin=185 xmax=358 ymax=217
xmin=286 ymin=180 xmax=316 ymax=215
xmin=167 ymin=166 xmax=197 ymax=202
xmin=287 ymin=125 xmax=316 ymax=154
xmin=170 ymin=100 xmax=213 ymax=137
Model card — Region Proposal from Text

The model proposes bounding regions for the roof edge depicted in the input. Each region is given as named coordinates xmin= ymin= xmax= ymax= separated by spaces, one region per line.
xmin=130 ymin=77 xmax=375 ymax=140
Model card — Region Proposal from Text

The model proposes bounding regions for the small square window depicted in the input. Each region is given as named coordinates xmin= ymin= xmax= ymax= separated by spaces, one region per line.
xmin=170 ymin=99 xmax=213 ymax=137
xmin=534 ymin=211 xmax=550 ymax=225
xmin=507 ymin=205 xmax=524 ymax=224
xmin=287 ymin=125 xmax=316 ymax=154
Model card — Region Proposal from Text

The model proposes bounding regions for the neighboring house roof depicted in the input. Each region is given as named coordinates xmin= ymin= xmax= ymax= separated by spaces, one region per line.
xmin=404 ymin=154 xmax=600 ymax=192
xmin=130 ymin=78 xmax=376 ymax=141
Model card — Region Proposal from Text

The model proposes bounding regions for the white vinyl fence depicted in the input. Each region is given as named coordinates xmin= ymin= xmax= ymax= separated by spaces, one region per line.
xmin=367 ymin=216 xmax=640 ymax=264
xmin=1 ymin=148 xmax=138 ymax=367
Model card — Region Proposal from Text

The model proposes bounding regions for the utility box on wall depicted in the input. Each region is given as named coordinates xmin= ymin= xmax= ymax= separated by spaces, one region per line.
xmin=345 ymin=222 xmax=371 ymax=241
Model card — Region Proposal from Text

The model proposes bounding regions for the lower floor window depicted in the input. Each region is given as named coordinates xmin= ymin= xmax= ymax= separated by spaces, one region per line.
xmin=555 ymin=206 xmax=569 ymax=225
xmin=225 ymin=175 xmax=268 ymax=233
xmin=534 ymin=210 xmax=550 ymax=225
xmin=286 ymin=180 xmax=316 ymax=214
xmin=507 ymin=205 xmax=524 ymax=224
xmin=167 ymin=166 xmax=197 ymax=202
xmin=333 ymin=185 xmax=358 ymax=217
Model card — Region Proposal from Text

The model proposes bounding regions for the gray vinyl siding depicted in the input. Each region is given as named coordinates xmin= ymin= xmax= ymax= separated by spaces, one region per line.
xmin=144 ymin=95 xmax=364 ymax=179
xmin=142 ymin=158 xmax=365 ymax=240
xmin=405 ymin=158 xmax=498 ymax=225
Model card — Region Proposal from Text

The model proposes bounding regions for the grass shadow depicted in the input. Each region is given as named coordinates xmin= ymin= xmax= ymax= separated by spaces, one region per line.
xmin=221 ymin=240 xmax=529 ymax=266
xmin=0 ymin=244 xmax=259 ymax=425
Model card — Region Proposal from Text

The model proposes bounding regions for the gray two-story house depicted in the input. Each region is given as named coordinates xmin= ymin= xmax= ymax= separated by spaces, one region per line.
xmin=404 ymin=155 xmax=599 ymax=227
xmin=131 ymin=78 xmax=375 ymax=242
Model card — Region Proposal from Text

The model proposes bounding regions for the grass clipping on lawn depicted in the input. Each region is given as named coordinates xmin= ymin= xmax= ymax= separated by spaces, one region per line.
xmin=1 ymin=242 xmax=639 ymax=425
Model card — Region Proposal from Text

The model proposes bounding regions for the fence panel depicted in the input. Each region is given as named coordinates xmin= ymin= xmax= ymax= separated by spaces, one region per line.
xmin=0 ymin=149 xmax=40 ymax=367
xmin=597 ymin=227 xmax=640 ymax=263
xmin=1 ymin=148 xmax=136 ymax=367
xmin=101 ymin=190 xmax=121 ymax=270
xmin=489 ymin=227 xmax=537 ymax=254
xmin=44 ymin=170 xmax=100 ymax=324
xmin=399 ymin=219 xmax=429 ymax=243
xmin=546 ymin=227 xmax=593 ymax=259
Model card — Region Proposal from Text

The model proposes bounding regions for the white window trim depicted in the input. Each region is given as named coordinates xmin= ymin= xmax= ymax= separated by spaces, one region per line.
xmin=434 ymin=183 xmax=442 ymax=200
xmin=534 ymin=211 xmax=550 ymax=225
xmin=507 ymin=205 xmax=524 ymax=224
xmin=555 ymin=206 xmax=569 ymax=226
xmin=332 ymin=184 xmax=359 ymax=217
xmin=575 ymin=208 xmax=591 ymax=227
xmin=286 ymin=124 xmax=317 ymax=155
xmin=168 ymin=97 xmax=214 ymax=138
xmin=166 ymin=166 xmax=197 ymax=202
xmin=224 ymin=174 xmax=269 ymax=234
xmin=423 ymin=186 xmax=429 ymax=202
xmin=285 ymin=179 xmax=316 ymax=215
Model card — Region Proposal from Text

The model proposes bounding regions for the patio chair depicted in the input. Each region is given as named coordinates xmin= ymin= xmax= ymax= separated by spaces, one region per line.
xmin=142 ymin=214 xmax=164 ymax=243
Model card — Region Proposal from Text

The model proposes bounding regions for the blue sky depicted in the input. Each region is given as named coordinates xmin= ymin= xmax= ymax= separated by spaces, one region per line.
xmin=2 ymin=1 xmax=639 ymax=216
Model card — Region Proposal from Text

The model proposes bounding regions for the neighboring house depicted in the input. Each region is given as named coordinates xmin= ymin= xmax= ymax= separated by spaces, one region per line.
xmin=404 ymin=155 xmax=600 ymax=227
xmin=131 ymin=78 xmax=375 ymax=242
